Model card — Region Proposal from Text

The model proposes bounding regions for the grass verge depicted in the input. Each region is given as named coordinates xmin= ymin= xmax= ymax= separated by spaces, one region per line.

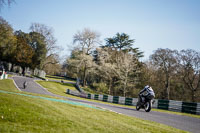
xmin=0 ymin=79 xmax=19 ymax=92
xmin=45 ymin=75 xmax=76 ymax=83
xmin=7 ymin=74 xmax=13 ymax=78
xmin=151 ymin=108 xmax=200 ymax=119
xmin=37 ymin=80 xmax=76 ymax=94
xmin=0 ymin=79 xmax=187 ymax=133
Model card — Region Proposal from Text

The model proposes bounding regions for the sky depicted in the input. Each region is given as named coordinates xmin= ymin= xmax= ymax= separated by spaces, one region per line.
xmin=1 ymin=0 xmax=200 ymax=61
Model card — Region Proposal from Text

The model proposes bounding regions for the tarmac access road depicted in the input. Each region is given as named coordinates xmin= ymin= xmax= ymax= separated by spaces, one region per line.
xmin=12 ymin=76 xmax=200 ymax=133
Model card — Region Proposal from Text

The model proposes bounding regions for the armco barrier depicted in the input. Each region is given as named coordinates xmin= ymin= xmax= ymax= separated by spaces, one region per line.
xmin=66 ymin=89 xmax=80 ymax=96
xmin=99 ymin=94 xmax=103 ymax=101
xmin=158 ymin=99 xmax=169 ymax=110
xmin=182 ymin=102 xmax=197 ymax=114
xmin=94 ymin=94 xmax=99 ymax=100
xmin=125 ymin=97 xmax=133 ymax=105
xmin=66 ymin=89 xmax=200 ymax=115
xmin=197 ymin=103 xmax=200 ymax=115
xmin=152 ymin=99 xmax=158 ymax=108
xmin=119 ymin=96 xmax=125 ymax=104
xmin=91 ymin=94 xmax=95 ymax=100
xmin=132 ymin=98 xmax=137 ymax=106
xmin=168 ymin=100 xmax=182 ymax=112
xmin=108 ymin=95 xmax=113 ymax=103
xmin=88 ymin=93 xmax=91 ymax=99
xmin=113 ymin=96 xmax=119 ymax=104
xmin=103 ymin=95 xmax=108 ymax=102
xmin=66 ymin=89 xmax=87 ymax=98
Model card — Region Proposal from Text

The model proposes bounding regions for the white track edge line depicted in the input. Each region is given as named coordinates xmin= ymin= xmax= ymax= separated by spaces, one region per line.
xmin=11 ymin=78 xmax=21 ymax=91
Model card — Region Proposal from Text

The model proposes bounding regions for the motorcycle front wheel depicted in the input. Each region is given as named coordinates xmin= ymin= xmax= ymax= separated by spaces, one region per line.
xmin=144 ymin=101 xmax=152 ymax=112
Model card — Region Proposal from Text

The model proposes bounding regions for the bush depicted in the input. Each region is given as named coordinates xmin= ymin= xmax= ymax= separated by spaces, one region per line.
xmin=92 ymin=82 xmax=109 ymax=94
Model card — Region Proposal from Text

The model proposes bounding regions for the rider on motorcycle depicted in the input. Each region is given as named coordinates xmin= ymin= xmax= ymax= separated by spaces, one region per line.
xmin=139 ymin=85 xmax=155 ymax=103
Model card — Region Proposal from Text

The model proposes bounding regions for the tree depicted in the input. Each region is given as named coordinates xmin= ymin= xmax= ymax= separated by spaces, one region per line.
xmin=30 ymin=23 xmax=59 ymax=69
xmin=150 ymin=48 xmax=178 ymax=100
xmin=178 ymin=49 xmax=200 ymax=102
xmin=98 ymin=33 xmax=143 ymax=96
xmin=73 ymin=28 xmax=101 ymax=54
xmin=43 ymin=54 xmax=61 ymax=75
xmin=67 ymin=49 xmax=96 ymax=86
xmin=0 ymin=16 xmax=16 ymax=63
xmin=95 ymin=46 xmax=141 ymax=96
xmin=113 ymin=51 xmax=139 ymax=97
xmin=29 ymin=31 xmax=47 ymax=69
xmin=105 ymin=33 xmax=143 ymax=58
xmin=95 ymin=47 xmax=117 ymax=95
xmin=72 ymin=28 xmax=101 ymax=86
xmin=14 ymin=30 xmax=34 ymax=75
xmin=13 ymin=30 xmax=47 ymax=74
xmin=141 ymin=61 xmax=168 ymax=99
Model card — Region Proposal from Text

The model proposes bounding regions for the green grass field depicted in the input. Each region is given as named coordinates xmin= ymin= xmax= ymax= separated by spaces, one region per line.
xmin=0 ymin=79 xmax=188 ymax=133
xmin=37 ymin=80 xmax=76 ymax=95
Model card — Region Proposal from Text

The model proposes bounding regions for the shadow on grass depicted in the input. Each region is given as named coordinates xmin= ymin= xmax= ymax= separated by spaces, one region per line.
xmin=49 ymin=81 xmax=75 ymax=87
xmin=46 ymin=75 xmax=64 ymax=79
xmin=46 ymin=75 xmax=76 ymax=81
xmin=61 ymin=82 xmax=75 ymax=87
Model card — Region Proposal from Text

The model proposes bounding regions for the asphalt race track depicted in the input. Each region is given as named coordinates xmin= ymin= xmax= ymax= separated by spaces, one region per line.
xmin=12 ymin=76 xmax=200 ymax=133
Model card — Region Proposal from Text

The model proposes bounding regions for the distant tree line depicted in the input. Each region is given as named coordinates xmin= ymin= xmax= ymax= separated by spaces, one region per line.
xmin=0 ymin=16 xmax=60 ymax=75
xmin=148 ymin=48 xmax=200 ymax=102
xmin=64 ymin=28 xmax=200 ymax=102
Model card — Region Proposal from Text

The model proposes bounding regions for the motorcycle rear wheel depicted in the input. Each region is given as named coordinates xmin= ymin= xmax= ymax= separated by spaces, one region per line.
xmin=136 ymin=102 xmax=140 ymax=111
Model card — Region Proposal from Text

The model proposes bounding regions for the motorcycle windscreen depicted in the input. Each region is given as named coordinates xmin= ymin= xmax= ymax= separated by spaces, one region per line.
xmin=146 ymin=93 xmax=155 ymax=100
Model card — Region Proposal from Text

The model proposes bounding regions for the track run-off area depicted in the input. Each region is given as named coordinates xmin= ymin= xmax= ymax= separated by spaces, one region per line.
xmin=11 ymin=76 xmax=200 ymax=133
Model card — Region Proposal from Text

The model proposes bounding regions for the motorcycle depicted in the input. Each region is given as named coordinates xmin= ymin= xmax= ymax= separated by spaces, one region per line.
xmin=136 ymin=94 xmax=155 ymax=112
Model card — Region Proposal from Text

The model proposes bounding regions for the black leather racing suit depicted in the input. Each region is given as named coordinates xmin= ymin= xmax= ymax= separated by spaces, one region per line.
xmin=139 ymin=86 xmax=155 ymax=102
